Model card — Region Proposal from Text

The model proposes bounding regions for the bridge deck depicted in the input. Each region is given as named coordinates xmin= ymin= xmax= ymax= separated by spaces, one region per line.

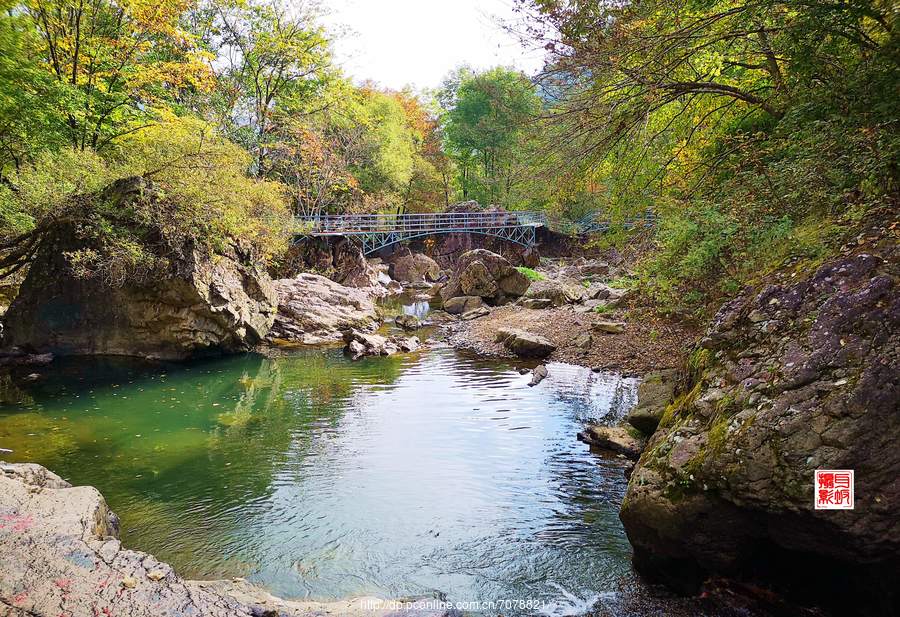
xmin=297 ymin=211 xmax=546 ymax=235
xmin=294 ymin=210 xmax=655 ymax=254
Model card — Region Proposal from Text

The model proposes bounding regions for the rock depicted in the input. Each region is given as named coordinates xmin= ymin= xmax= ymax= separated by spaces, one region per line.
xmin=626 ymin=370 xmax=678 ymax=435
xmin=283 ymin=237 xmax=382 ymax=288
xmin=459 ymin=261 xmax=499 ymax=297
xmin=442 ymin=295 xmax=483 ymax=315
xmin=396 ymin=336 xmax=420 ymax=352
xmin=343 ymin=329 xmax=419 ymax=359
xmin=520 ymin=298 xmax=552 ymax=310
xmin=389 ymin=253 xmax=441 ymax=283
xmin=620 ymin=252 xmax=900 ymax=613
xmin=495 ymin=327 xmax=556 ymax=358
xmin=524 ymin=279 xmax=584 ymax=306
xmin=528 ymin=364 xmax=548 ymax=386
xmin=343 ymin=330 xmax=394 ymax=359
xmin=395 ymin=314 xmax=421 ymax=330
xmin=521 ymin=247 xmax=540 ymax=268
xmin=3 ymin=215 xmax=277 ymax=360
xmin=572 ymin=332 xmax=592 ymax=348
xmin=593 ymin=320 xmax=626 ymax=334
xmin=0 ymin=348 xmax=54 ymax=366
xmin=267 ymin=274 xmax=379 ymax=345
xmin=442 ymin=249 xmax=530 ymax=305
xmin=558 ymin=259 xmax=610 ymax=281
xmin=577 ymin=425 xmax=645 ymax=459
xmin=461 ymin=306 xmax=490 ymax=320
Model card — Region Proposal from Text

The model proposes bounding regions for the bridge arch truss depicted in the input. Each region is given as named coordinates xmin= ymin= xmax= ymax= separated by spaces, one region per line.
xmin=296 ymin=212 xmax=545 ymax=256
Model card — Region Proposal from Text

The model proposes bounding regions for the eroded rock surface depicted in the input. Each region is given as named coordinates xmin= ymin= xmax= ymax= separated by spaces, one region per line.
xmin=267 ymin=274 xmax=379 ymax=345
xmin=389 ymin=253 xmax=441 ymax=284
xmin=440 ymin=250 xmax=530 ymax=306
xmin=283 ymin=236 xmax=383 ymax=288
xmin=620 ymin=251 xmax=900 ymax=614
xmin=3 ymin=223 xmax=276 ymax=360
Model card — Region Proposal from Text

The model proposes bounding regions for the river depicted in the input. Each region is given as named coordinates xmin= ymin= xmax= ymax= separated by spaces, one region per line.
xmin=0 ymin=343 xmax=643 ymax=616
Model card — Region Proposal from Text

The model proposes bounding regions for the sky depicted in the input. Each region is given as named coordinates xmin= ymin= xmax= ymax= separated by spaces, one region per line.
xmin=320 ymin=0 xmax=545 ymax=92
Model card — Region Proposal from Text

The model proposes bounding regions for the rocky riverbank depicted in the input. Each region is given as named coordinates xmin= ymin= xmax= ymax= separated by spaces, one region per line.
xmin=0 ymin=462 xmax=460 ymax=617
xmin=436 ymin=254 xmax=698 ymax=372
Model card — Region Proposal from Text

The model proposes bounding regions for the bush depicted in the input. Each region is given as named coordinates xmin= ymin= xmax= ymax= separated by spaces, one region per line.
xmin=515 ymin=266 xmax=545 ymax=281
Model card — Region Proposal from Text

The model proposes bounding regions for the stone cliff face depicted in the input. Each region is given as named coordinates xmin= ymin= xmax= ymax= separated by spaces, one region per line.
xmin=620 ymin=248 xmax=899 ymax=614
xmin=280 ymin=236 xmax=382 ymax=288
xmin=2 ymin=222 xmax=277 ymax=361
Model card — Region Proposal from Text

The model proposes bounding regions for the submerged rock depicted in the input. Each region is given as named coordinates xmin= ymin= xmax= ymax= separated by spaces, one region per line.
xmin=0 ymin=462 xmax=457 ymax=617
xmin=528 ymin=364 xmax=549 ymax=386
xmin=267 ymin=274 xmax=379 ymax=346
xmin=495 ymin=327 xmax=556 ymax=358
xmin=619 ymin=252 xmax=900 ymax=614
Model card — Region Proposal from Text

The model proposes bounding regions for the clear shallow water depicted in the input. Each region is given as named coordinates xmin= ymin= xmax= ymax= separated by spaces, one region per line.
xmin=0 ymin=347 xmax=638 ymax=615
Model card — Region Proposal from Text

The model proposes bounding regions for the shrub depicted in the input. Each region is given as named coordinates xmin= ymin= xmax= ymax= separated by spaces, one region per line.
xmin=515 ymin=266 xmax=545 ymax=281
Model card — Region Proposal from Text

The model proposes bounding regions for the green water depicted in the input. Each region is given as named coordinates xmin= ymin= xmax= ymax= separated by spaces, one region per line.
xmin=0 ymin=347 xmax=639 ymax=615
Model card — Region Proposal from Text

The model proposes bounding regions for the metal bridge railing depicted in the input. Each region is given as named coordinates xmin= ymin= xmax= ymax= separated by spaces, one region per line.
xmin=297 ymin=211 xmax=547 ymax=235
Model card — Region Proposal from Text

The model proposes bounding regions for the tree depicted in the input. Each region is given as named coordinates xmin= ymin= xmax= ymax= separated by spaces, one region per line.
xmin=439 ymin=67 xmax=541 ymax=206
xmin=207 ymin=0 xmax=332 ymax=175
xmin=519 ymin=0 xmax=896 ymax=175
xmin=13 ymin=0 xmax=211 ymax=152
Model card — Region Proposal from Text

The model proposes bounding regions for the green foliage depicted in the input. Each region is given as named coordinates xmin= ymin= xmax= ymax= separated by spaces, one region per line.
xmin=515 ymin=266 xmax=545 ymax=281
xmin=439 ymin=67 xmax=543 ymax=207
xmin=520 ymin=0 xmax=898 ymax=315
xmin=1 ymin=117 xmax=291 ymax=284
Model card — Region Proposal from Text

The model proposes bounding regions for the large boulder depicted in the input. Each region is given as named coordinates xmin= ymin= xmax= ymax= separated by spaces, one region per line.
xmin=267 ymin=273 xmax=379 ymax=345
xmin=495 ymin=327 xmax=556 ymax=358
xmin=441 ymin=249 xmax=530 ymax=305
xmin=524 ymin=279 xmax=584 ymax=306
xmin=2 ymin=224 xmax=276 ymax=361
xmin=442 ymin=295 xmax=483 ymax=315
xmin=389 ymin=253 xmax=441 ymax=283
xmin=619 ymin=252 xmax=900 ymax=614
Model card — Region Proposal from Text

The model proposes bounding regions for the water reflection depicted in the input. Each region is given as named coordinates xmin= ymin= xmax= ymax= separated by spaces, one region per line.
xmin=0 ymin=348 xmax=636 ymax=615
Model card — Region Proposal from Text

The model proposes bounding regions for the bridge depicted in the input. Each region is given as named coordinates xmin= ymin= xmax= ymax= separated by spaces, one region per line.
xmin=295 ymin=210 xmax=655 ymax=255
xmin=296 ymin=211 xmax=546 ymax=255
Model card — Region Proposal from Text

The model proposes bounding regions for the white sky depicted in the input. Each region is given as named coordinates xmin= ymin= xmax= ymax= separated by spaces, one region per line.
xmin=320 ymin=0 xmax=545 ymax=92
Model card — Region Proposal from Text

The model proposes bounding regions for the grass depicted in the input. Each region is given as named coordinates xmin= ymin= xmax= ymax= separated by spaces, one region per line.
xmin=515 ymin=266 xmax=545 ymax=281
xmin=593 ymin=304 xmax=611 ymax=315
